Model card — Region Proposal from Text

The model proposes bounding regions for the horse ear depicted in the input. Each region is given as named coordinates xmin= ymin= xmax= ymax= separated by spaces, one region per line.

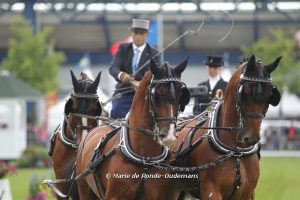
xmin=150 ymin=58 xmax=160 ymax=75
xmin=244 ymin=54 xmax=256 ymax=76
xmin=70 ymin=70 xmax=79 ymax=91
xmin=174 ymin=56 xmax=189 ymax=76
xmin=265 ymin=56 xmax=282 ymax=74
xmin=90 ymin=71 xmax=102 ymax=92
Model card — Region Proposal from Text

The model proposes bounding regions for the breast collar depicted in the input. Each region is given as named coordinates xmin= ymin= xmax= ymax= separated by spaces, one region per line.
xmin=119 ymin=116 xmax=169 ymax=165
xmin=55 ymin=118 xmax=78 ymax=149
xmin=207 ymin=100 xmax=259 ymax=156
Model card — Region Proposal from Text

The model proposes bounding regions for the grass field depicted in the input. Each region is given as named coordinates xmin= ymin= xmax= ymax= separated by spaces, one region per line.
xmin=7 ymin=157 xmax=300 ymax=200
xmin=256 ymin=157 xmax=300 ymax=200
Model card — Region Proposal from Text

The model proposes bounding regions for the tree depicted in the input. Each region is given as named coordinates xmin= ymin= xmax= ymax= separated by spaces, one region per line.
xmin=1 ymin=17 xmax=65 ymax=94
xmin=241 ymin=27 xmax=300 ymax=94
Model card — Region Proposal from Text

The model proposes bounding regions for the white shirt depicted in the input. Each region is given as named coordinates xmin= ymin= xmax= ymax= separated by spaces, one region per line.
xmin=132 ymin=43 xmax=146 ymax=66
xmin=118 ymin=43 xmax=147 ymax=80
xmin=208 ymin=75 xmax=221 ymax=90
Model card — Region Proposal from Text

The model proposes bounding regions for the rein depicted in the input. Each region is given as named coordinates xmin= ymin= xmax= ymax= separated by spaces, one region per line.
xmin=154 ymin=151 xmax=234 ymax=173
xmin=178 ymin=125 xmax=240 ymax=133
xmin=177 ymin=101 xmax=241 ymax=133
xmin=102 ymin=87 xmax=135 ymax=106
xmin=70 ymin=113 xmax=164 ymax=137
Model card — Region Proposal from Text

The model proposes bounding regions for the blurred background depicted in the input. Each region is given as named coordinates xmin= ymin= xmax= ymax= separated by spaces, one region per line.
xmin=0 ymin=0 xmax=299 ymax=199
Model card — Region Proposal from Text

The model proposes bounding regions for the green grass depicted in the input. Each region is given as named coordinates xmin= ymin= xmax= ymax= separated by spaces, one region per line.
xmin=6 ymin=158 xmax=300 ymax=199
xmin=256 ymin=157 xmax=300 ymax=200
xmin=8 ymin=168 xmax=55 ymax=200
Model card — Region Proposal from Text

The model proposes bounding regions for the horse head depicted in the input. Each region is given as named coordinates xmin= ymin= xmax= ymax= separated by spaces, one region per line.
xmin=131 ymin=58 xmax=190 ymax=146
xmin=225 ymin=55 xmax=281 ymax=146
xmin=64 ymin=70 xmax=102 ymax=142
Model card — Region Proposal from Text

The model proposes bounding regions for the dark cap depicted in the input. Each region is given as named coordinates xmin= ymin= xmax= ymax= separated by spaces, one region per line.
xmin=204 ymin=55 xmax=224 ymax=67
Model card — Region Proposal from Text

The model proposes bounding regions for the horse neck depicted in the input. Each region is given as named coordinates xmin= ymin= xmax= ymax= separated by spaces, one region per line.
xmin=128 ymin=78 xmax=163 ymax=157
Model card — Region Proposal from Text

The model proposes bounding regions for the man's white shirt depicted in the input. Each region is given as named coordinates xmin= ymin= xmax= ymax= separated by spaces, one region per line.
xmin=208 ymin=75 xmax=221 ymax=90
xmin=118 ymin=43 xmax=147 ymax=80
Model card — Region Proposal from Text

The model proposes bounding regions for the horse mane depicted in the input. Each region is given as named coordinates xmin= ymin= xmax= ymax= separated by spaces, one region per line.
xmin=134 ymin=71 xmax=152 ymax=98
xmin=223 ymin=64 xmax=243 ymax=101
xmin=129 ymin=71 xmax=155 ymax=126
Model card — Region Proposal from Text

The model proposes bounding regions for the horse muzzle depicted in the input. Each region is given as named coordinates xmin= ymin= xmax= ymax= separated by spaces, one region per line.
xmin=158 ymin=123 xmax=177 ymax=146
xmin=237 ymin=128 xmax=260 ymax=146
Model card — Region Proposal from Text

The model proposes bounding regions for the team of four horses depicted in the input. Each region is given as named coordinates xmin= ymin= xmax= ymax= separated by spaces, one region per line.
xmin=46 ymin=54 xmax=282 ymax=200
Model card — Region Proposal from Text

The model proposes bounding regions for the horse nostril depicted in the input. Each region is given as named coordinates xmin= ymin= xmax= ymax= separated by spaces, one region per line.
xmin=159 ymin=134 xmax=166 ymax=139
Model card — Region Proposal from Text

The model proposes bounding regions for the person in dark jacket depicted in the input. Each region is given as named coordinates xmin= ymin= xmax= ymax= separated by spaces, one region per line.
xmin=193 ymin=55 xmax=228 ymax=115
xmin=109 ymin=19 xmax=161 ymax=119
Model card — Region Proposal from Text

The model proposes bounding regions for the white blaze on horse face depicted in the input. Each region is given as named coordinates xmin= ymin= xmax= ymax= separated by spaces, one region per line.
xmin=162 ymin=105 xmax=177 ymax=145
xmin=82 ymin=117 xmax=88 ymax=138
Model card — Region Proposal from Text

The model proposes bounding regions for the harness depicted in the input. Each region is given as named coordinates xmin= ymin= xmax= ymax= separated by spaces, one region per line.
xmin=48 ymin=78 xmax=101 ymax=154
xmin=46 ymin=77 xmax=103 ymax=198
xmin=167 ymin=65 xmax=275 ymax=199
xmin=46 ymin=70 xmax=189 ymax=198
xmin=48 ymin=113 xmax=101 ymax=157
xmin=119 ymin=118 xmax=170 ymax=165
xmin=208 ymin=101 xmax=260 ymax=156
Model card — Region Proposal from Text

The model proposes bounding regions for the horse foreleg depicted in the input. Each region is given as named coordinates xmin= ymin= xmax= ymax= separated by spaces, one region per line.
xmin=251 ymin=192 xmax=255 ymax=200
xmin=199 ymin=184 xmax=222 ymax=200
xmin=177 ymin=191 xmax=186 ymax=200
xmin=77 ymin=178 xmax=98 ymax=200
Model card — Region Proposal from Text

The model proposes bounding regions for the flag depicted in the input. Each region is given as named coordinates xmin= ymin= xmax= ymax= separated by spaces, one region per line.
xmin=110 ymin=20 xmax=158 ymax=56
xmin=110 ymin=37 xmax=133 ymax=56
xmin=147 ymin=20 xmax=158 ymax=46
xmin=75 ymin=53 xmax=91 ymax=69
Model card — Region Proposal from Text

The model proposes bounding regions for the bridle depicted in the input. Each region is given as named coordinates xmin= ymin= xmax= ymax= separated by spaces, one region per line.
xmin=66 ymin=79 xmax=101 ymax=141
xmin=147 ymin=76 xmax=188 ymax=138
xmin=235 ymin=63 xmax=275 ymax=136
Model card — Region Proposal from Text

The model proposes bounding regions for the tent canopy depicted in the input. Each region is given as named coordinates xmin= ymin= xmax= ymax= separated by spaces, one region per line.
xmin=0 ymin=73 xmax=42 ymax=100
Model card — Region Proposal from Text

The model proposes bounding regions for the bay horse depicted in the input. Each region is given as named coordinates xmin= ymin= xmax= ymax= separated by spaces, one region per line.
xmin=48 ymin=70 xmax=102 ymax=200
xmin=75 ymin=58 xmax=190 ymax=199
xmin=172 ymin=55 xmax=282 ymax=200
